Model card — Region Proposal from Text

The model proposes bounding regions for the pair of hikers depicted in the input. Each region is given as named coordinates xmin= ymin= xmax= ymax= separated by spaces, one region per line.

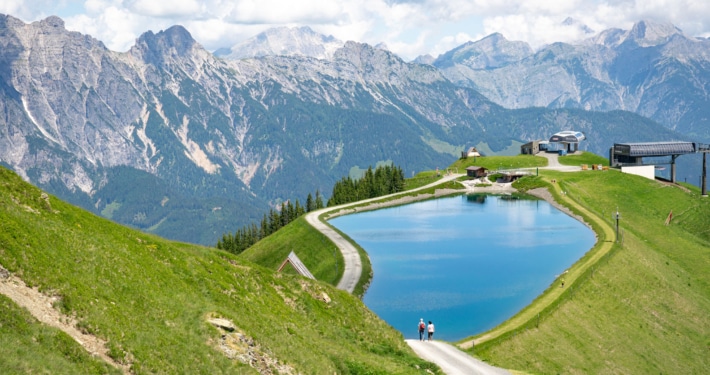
xmin=418 ymin=318 xmax=435 ymax=341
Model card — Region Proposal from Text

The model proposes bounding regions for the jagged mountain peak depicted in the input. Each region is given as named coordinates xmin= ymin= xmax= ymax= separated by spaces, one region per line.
xmin=412 ymin=54 xmax=435 ymax=65
xmin=433 ymin=32 xmax=533 ymax=70
xmin=219 ymin=25 xmax=344 ymax=60
xmin=625 ymin=19 xmax=683 ymax=46
xmin=0 ymin=13 xmax=26 ymax=28
xmin=1 ymin=14 xmax=106 ymax=50
xmin=134 ymin=25 xmax=196 ymax=54
xmin=586 ymin=27 xmax=627 ymax=47
xmin=582 ymin=20 xmax=685 ymax=49
xmin=37 ymin=15 xmax=65 ymax=29
xmin=130 ymin=25 xmax=203 ymax=66
xmin=333 ymin=40 xmax=398 ymax=70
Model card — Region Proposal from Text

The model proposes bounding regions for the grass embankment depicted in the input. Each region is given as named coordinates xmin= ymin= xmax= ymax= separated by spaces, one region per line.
xmin=450 ymin=154 xmax=547 ymax=171
xmin=0 ymin=294 xmax=119 ymax=374
xmin=557 ymin=152 xmax=609 ymax=167
xmin=240 ymin=217 xmax=344 ymax=285
xmin=470 ymin=168 xmax=710 ymax=374
xmin=241 ymin=216 xmax=374 ymax=298
xmin=0 ymin=167 xmax=440 ymax=374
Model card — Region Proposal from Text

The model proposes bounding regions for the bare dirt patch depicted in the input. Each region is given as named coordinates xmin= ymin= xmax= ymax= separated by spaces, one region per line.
xmin=0 ymin=264 xmax=131 ymax=373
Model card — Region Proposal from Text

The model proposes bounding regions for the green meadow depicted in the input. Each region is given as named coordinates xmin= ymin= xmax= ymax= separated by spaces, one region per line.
xmin=2 ymin=149 xmax=709 ymax=374
xmin=242 ymin=151 xmax=710 ymax=374
xmin=0 ymin=166 xmax=438 ymax=374
xmin=467 ymin=157 xmax=710 ymax=374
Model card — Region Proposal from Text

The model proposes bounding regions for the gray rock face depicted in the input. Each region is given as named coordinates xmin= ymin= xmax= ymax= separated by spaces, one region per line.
xmin=436 ymin=33 xmax=533 ymax=70
xmin=218 ymin=26 xmax=344 ymax=60
xmin=0 ymin=14 xmax=689 ymax=245
xmin=435 ymin=20 xmax=710 ymax=140
xmin=0 ymin=14 xmax=483 ymax=244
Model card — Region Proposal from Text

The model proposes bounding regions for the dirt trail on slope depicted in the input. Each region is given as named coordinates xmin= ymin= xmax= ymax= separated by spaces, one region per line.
xmin=306 ymin=173 xmax=464 ymax=293
xmin=0 ymin=266 xmax=130 ymax=373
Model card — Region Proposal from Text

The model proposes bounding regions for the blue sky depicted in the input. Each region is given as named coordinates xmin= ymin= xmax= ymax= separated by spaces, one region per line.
xmin=2 ymin=1 xmax=709 ymax=60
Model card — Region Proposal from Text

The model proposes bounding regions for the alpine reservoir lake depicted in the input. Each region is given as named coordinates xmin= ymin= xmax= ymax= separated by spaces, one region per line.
xmin=329 ymin=194 xmax=596 ymax=341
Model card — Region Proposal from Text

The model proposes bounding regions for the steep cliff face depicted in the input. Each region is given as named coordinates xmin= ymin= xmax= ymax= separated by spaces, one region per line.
xmin=435 ymin=20 xmax=710 ymax=140
xmin=0 ymin=15 xmax=686 ymax=245
xmin=0 ymin=15 xmax=464 ymax=244
xmin=0 ymin=15 xmax=268 ymax=244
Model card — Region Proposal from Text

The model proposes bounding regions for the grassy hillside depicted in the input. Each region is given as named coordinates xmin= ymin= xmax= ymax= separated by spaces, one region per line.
xmin=471 ymin=167 xmax=710 ymax=373
xmin=239 ymin=217 xmax=344 ymax=285
xmin=0 ymin=166 xmax=439 ymax=374
xmin=240 ymin=216 xmax=375 ymax=298
xmin=557 ymin=152 xmax=609 ymax=166
xmin=449 ymin=154 xmax=547 ymax=171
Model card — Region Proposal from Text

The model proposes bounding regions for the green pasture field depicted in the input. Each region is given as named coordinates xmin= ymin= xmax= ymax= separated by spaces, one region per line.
xmin=468 ymin=167 xmax=710 ymax=374
xmin=0 ymin=166 xmax=439 ymax=374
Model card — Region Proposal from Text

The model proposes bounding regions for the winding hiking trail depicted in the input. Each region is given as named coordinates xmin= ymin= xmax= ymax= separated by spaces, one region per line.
xmin=304 ymin=172 xmax=464 ymax=293
xmin=306 ymin=152 xmax=618 ymax=374
xmin=0 ymin=153 xmax=613 ymax=375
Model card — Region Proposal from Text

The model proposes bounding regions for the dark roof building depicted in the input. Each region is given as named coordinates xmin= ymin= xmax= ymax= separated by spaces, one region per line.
xmin=610 ymin=141 xmax=697 ymax=183
xmin=612 ymin=142 xmax=695 ymax=158
xmin=520 ymin=140 xmax=550 ymax=155
xmin=466 ymin=166 xmax=488 ymax=178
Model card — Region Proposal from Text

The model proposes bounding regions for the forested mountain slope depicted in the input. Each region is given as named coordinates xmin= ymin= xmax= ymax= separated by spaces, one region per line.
xmin=0 ymin=14 xmax=687 ymax=244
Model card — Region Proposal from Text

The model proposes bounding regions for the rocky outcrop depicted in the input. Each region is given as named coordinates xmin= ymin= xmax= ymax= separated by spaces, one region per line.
xmin=0 ymin=14 xmax=690 ymax=245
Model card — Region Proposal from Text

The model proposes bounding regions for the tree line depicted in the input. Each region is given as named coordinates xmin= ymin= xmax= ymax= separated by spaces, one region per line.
xmin=327 ymin=164 xmax=405 ymax=206
xmin=216 ymin=164 xmax=405 ymax=255
xmin=216 ymin=190 xmax=324 ymax=254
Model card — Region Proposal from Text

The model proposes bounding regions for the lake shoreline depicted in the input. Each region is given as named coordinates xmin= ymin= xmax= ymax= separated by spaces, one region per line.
xmin=330 ymin=188 xmax=597 ymax=342
xmin=326 ymin=181 xmax=518 ymax=219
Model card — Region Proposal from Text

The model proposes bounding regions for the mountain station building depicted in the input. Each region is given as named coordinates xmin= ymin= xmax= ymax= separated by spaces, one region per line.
xmin=609 ymin=141 xmax=696 ymax=183
xmin=521 ymin=130 xmax=585 ymax=155
xmin=548 ymin=131 xmax=586 ymax=153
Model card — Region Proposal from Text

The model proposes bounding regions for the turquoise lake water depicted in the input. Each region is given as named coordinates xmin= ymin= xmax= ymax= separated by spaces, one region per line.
xmin=329 ymin=194 xmax=596 ymax=341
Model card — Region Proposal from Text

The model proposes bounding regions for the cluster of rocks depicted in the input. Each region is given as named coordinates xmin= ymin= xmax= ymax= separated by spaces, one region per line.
xmin=209 ymin=317 xmax=297 ymax=375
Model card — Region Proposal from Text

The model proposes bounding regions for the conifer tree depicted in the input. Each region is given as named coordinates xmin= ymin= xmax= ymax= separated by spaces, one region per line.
xmin=306 ymin=193 xmax=314 ymax=212
xmin=315 ymin=189 xmax=324 ymax=209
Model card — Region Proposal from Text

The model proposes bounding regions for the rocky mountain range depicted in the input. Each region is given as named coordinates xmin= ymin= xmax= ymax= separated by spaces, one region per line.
xmin=432 ymin=20 xmax=710 ymax=141
xmin=214 ymin=26 xmax=345 ymax=60
xmin=0 ymin=15 xmax=692 ymax=245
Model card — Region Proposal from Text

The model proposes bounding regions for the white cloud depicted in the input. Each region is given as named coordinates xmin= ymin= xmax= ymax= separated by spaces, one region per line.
xmin=0 ymin=0 xmax=25 ymax=17
xmin=66 ymin=5 xmax=160 ymax=52
xmin=224 ymin=0 xmax=346 ymax=24
xmin=3 ymin=0 xmax=710 ymax=59
xmin=125 ymin=0 xmax=202 ymax=18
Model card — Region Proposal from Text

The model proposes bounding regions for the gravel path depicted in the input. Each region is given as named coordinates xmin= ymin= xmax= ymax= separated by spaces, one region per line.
xmin=306 ymin=154 xmax=582 ymax=372
xmin=406 ymin=340 xmax=511 ymax=375
xmin=304 ymin=173 xmax=464 ymax=293
xmin=304 ymin=209 xmax=362 ymax=292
